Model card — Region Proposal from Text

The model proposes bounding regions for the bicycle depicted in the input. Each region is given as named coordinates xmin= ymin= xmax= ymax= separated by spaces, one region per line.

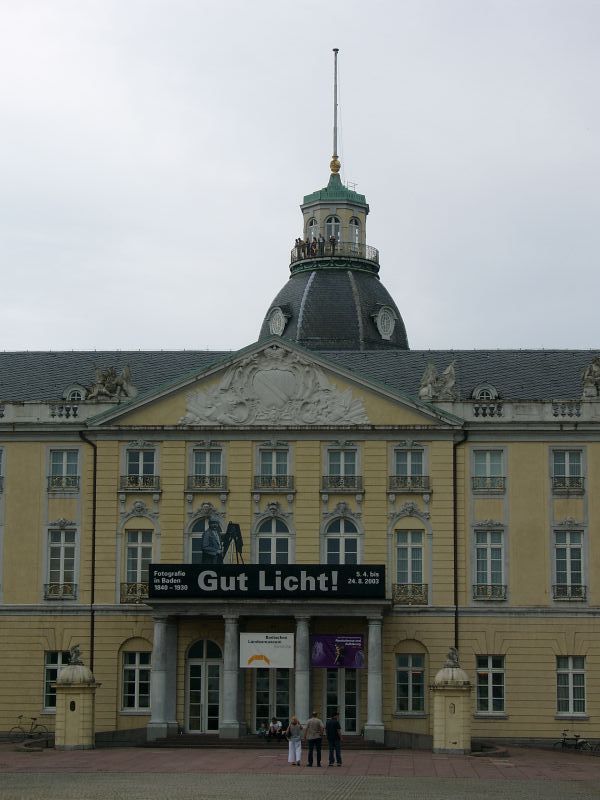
xmin=8 ymin=715 xmax=49 ymax=744
xmin=553 ymin=729 xmax=592 ymax=752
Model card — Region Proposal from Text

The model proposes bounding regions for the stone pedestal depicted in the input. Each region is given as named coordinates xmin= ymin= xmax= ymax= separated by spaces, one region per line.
xmin=431 ymin=650 xmax=472 ymax=754
xmin=54 ymin=663 xmax=100 ymax=751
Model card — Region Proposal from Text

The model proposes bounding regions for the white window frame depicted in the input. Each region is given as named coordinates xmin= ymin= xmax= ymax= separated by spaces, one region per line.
xmin=556 ymin=656 xmax=586 ymax=715
xmin=554 ymin=529 xmax=585 ymax=600
xmin=125 ymin=530 xmax=153 ymax=584
xmin=122 ymin=651 xmax=152 ymax=712
xmin=44 ymin=650 xmax=71 ymax=710
xmin=48 ymin=448 xmax=80 ymax=492
xmin=47 ymin=528 xmax=77 ymax=588
xmin=472 ymin=449 xmax=505 ymax=493
xmin=255 ymin=518 xmax=290 ymax=565
xmin=307 ymin=217 xmax=318 ymax=241
xmin=396 ymin=530 xmax=424 ymax=585
xmin=551 ymin=448 xmax=584 ymax=493
xmin=473 ymin=528 xmax=505 ymax=600
xmin=395 ymin=653 xmax=425 ymax=714
xmin=325 ymin=216 xmax=341 ymax=240
xmin=476 ymin=655 xmax=505 ymax=714
xmin=349 ymin=217 xmax=360 ymax=245
xmin=193 ymin=448 xmax=222 ymax=477
xmin=324 ymin=518 xmax=359 ymax=565
xmin=122 ymin=444 xmax=159 ymax=490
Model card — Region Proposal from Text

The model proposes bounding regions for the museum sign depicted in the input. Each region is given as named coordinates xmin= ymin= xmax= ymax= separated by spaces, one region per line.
xmin=149 ymin=564 xmax=385 ymax=600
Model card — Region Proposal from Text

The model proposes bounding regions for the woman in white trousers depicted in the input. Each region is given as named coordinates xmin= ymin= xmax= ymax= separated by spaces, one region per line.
xmin=286 ymin=716 xmax=303 ymax=765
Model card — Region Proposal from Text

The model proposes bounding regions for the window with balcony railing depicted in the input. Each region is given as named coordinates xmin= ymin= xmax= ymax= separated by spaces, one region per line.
xmin=394 ymin=530 xmax=427 ymax=604
xmin=121 ymin=530 xmax=152 ymax=602
xmin=48 ymin=449 xmax=79 ymax=492
xmin=47 ymin=529 xmax=77 ymax=600
xmin=392 ymin=583 xmax=428 ymax=605
xmin=472 ymin=584 xmax=507 ymax=600
xmin=552 ymin=450 xmax=584 ymax=494
xmin=188 ymin=449 xmax=226 ymax=491
xmin=121 ymin=449 xmax=159 ymax=491
xmin=44 ymin=582 xmax=77 ymax=600
xmin=475 ymin=530 xmax=505 ymax=600
xmin=323 ymin=449 xmax=361 ymax=491
xmin=554 ymin=530 xmax=585 ymax=601
xmin=254 ymin=449 xmax=292 ymax=491
xmin=553 ymin=584 xmax=586 ymax=601
xmin=390 ymin=449 xmax=428 ymax=492
xmin=472 ymin=450 xmax=505 ymax=494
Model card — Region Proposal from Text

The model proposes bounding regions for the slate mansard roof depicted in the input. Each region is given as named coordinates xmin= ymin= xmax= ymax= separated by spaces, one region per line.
xmin=0 ymin=348 xmax=594 ymax=403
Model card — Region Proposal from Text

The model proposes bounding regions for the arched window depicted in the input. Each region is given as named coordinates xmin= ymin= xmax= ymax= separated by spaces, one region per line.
xmin=307 ymin=217 xmax=318 ymax=241
xmin=325 ymin=518 xmax=358 ymax=564
xmin=190 ymin=518 xmax=221 ymax=564
xmin=257 ymin=518 xmax=289 ymax=564
xmin=68 ymin=390 xmax=83 ymax=402
xmin=326 ymin=216 xmax=341 ymax=241
xmin=349 ymin=217 xmax=360 ymax=245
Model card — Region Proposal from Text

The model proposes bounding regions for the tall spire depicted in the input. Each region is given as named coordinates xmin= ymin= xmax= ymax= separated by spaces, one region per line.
xmin=330 ymin=48 xmax=341 ymax=175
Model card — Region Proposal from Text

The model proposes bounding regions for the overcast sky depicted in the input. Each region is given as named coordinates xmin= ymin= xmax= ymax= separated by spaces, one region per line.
xmin=1 ymin=0 xmax=599 ymax=352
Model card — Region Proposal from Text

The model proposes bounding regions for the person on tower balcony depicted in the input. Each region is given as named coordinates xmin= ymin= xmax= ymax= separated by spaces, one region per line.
xmin=318 ymin=234 xmax=325 ymax=256
xmin=310 ymin=237 xmax=318 ymax=257
xmin=328 ymin=235 xmax=337 ymax=257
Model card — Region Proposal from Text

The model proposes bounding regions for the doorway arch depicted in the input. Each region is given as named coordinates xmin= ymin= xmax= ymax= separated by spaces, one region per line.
xmin=185 ymin=639 xmax=223 ymax=733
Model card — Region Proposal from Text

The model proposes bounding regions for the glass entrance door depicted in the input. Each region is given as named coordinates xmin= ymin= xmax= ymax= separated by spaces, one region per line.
xmin=186 ymin=639 xmax=222 ymax=733
xmin=325 ymin=668 xmax=358 ymax=733
xmin=254 ymin=668 xmax=291 ymax=729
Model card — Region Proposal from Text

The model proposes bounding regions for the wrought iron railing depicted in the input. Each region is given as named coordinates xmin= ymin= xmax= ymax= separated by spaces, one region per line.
xmin=553 ymin=584 xmax=587 ymax=601
xmin=472 ymin=584 xmax=507 ymax=600
xmin=253 ymin=475 xmax=294 ymax=491
xmin=392 ymin=583 xmax=428 ymax=605
xmin=290 ymin=240 xmax=379 ymax=265
xmin=321 ymin=475 xmax=363 ymax=491
xmin=119 ymin=475 xmax=161 ymax=491
xmin=120 ymin=582 xmax=149 ymax=603
xmin=44 ymin=582 xmax=77 ymax=600
xmin=388 ymin=475 xmax=430 ymax=492
xmin=47 ymin=475 xmax=80 ymax=492
xmin=552 ymin=476 xmax=585 ymax=494
xmin=472 ymin=476 xmax=505 ymax=492
xmin=187 ymin=475 xmax=228 ymax=491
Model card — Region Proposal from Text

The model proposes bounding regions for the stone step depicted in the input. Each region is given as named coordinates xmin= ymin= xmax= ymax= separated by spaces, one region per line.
xmin=145 ymin=734 xmax=392 ymax=750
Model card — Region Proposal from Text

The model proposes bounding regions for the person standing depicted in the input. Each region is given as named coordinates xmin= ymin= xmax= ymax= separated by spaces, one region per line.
xmin=286 ymin=715 xmax=303 ymax=766
xmin=303 ymin=710 xmax=324 ymax=767
xmin=326 ymin=710 xmax=342 ymax=766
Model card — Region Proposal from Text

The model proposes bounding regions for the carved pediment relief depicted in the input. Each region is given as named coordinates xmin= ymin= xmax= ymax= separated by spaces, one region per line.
xmin=179 ymin=346 xmax=369 ymax=426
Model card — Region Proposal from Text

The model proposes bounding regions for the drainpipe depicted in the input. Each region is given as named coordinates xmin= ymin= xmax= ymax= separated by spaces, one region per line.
xmin=453 ymin=430 xmax=468 ymax=651
xmin=79 ymin=430 xmax=97 ymax=672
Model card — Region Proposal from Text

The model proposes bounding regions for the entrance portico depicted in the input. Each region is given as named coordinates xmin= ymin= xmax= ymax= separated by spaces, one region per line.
xmin=146 ymin=599 xmax=388 ymax=743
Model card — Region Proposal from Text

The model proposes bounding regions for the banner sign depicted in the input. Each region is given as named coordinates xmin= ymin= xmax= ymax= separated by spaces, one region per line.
xmin=240 ymin=633 xmax=294 ymax=669
xmin=310 ymin=635 xmax=365 ymax=669
xmin=149 ymin=564 xmax=385 ymax=600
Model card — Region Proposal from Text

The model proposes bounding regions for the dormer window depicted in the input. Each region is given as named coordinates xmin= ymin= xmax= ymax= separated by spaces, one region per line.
xmin=472 ymin=384 xmax=499 ymax=401
xmin=349 ymin=217 xmax=360 ymax=244
xmin=326 ymin=216 xmax=341 ymax=241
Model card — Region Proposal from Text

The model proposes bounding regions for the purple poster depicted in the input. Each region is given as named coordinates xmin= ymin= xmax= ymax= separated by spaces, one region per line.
xmin=310 ymin=635 xmax=365 ymax=669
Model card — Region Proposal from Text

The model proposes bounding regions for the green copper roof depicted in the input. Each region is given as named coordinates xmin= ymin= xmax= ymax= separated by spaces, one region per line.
xmin=302 ymin=173 xmax=369 ymax=210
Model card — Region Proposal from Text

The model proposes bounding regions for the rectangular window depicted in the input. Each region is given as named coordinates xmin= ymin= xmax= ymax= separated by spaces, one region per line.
xmin=127 ymin=449 xmax=155 ymax=476
xmin=47 ymin=529 xmax=76 ymax=597
xmin=122 ymin=652 xmax=151 ymax=711
xmin=44 ymin=651 xmax=71 ymax=709
xmin=49 ymin=449 xmax=79 ymax=490
xmin=328 ymin=450 xmax=356 ymax=476
xmin=554 ymin=530 xmax=585 ymax=599
xmin=126 ymin=530 xmax=153 ymax=584
xmin=395 ymin=449 xmax=423 ymax=476
xmin=396 ymin=654 xmax=425 ymax=713
xmin=476 ymin=655 xmax=505 ymax=713
xmin=193 ymin=449 xmax=221 ymax=476
xmin=552 ymin=450 xmax=584 ymax=493
xmin=396 ymin=530 xmax=423 ymax=584
xmin=258 ymin=536 xmax=288 ymax=565
xmin=472 ymin=450 xmax=504 ymax=491
xmin=557 ymin=656 xmax=585 ymax=714
xmin=474 ymin=530 xmax=505 ymax=599
xmin=259 ymin=449 xmax=288 ymax=476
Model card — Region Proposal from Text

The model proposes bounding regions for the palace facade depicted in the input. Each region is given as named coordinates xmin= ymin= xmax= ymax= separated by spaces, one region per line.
xmin=1 ymin=152 xmax=599 ymax=748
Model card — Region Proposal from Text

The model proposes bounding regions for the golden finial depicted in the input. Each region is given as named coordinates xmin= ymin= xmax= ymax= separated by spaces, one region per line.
xmin=330 ymin=156 xmax=341 ymax=174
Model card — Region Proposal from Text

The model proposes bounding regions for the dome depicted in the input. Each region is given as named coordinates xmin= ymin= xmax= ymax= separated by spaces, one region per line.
xmin=259 ymin=267 xmax=409 ymax=351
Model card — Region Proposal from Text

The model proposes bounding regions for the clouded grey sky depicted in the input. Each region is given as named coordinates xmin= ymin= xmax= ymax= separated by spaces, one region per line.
xmin=1 ymin=0 xmax=599 ymax=352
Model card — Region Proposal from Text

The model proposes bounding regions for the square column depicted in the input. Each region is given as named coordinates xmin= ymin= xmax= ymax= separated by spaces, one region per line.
xmin=147 ymin=616 xmax=178 ymax=741
xmin=220 ymin=613 xmax=242 ymax=738
xmin=364 ymin=616 xmax=384 ymax=743
xmin=294 ymin=615 xmax=311 ymax=724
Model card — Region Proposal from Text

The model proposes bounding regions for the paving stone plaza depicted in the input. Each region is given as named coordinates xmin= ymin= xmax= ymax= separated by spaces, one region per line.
xmin=1 ymin=745 xmax=600 ymax=800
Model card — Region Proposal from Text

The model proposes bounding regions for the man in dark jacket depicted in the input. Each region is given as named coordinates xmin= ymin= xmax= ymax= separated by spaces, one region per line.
xmin=326 ymin=710 xmax=342 ymax=766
